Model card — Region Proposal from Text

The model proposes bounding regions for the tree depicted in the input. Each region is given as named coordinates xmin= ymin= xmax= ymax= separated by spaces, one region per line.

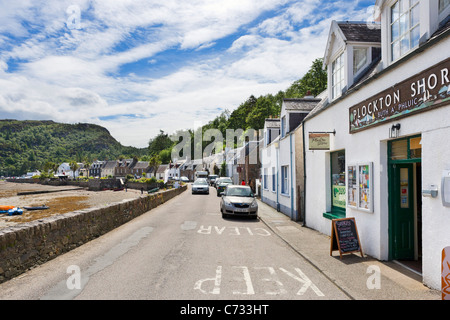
xmin=149 ymin=154 xmax=161 ymax=177
xmin=69 ymin=161 xmax=79 ymax=179
xmin=148 ymin=130 xmax=174 ymax=156
xmin=285 ymin=58 xmax=327 ymax=98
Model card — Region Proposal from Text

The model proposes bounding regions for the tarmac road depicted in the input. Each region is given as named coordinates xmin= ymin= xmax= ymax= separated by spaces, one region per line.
xmin=0 ymin=184 xmax=352 ymax=301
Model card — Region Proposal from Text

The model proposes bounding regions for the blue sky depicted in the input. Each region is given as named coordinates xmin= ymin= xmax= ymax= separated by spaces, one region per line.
xmin=0 ymin=0 xmax=376 ymax=148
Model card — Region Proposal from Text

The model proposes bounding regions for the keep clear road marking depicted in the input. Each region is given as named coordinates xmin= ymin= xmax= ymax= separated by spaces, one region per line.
xmin=196 ymin=225 xmax=271 ymax=236
xmin=194 ymin=265 xmax=325 ymax=297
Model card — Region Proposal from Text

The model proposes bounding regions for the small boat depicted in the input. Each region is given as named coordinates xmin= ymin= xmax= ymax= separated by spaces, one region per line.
xmin=0 ymin=207 xmax=23 ymax=216
xmin=24 ymin=205 xmax=50 ymax=211
xmin=0 ymin=205 xmax=15 ymax=211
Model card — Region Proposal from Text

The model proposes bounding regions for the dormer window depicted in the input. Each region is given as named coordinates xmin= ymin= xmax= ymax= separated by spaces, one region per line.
xmin=331 ymin=52 xmax=344 ymax=99
xmin=353 ymin=47 xmax=368 ymax=76
xmin=390 ymin=0 xmax=420 ymax=62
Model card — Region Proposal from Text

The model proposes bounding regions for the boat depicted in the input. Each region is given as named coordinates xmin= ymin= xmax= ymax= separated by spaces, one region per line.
xmin=0 ymin=207 xmax=23 ymax=216
xmin=0 ymin=205 xmax=15 ymax=211
xmin=24 ymin=205 xmax=49 ymax=211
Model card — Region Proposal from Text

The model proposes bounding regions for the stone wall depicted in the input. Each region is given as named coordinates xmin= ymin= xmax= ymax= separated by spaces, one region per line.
xmin=0 ymin=185 xmax=187 ymax=283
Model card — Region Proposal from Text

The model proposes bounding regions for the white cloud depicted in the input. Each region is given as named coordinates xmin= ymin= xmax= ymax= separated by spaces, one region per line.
xmin=0 ymin=0 xmax=375 ymax=147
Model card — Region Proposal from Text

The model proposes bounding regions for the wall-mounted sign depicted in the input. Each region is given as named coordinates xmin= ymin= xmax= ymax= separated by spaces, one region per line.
xmin=309 ymin=133 xmax=330 ymax=150
xmin=349 ymin=58 xmax=450 ymax=133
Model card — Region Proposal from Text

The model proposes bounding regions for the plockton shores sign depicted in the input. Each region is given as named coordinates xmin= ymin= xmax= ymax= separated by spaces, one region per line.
xmin=349 ymin=58 xmax=450 ymax=133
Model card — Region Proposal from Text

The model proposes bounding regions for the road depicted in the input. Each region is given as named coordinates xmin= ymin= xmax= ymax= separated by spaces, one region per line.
xmin=0 ymin=184 xmax=350 ymax=301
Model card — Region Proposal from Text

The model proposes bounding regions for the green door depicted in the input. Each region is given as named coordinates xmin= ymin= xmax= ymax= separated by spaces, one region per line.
xmin=390 ymin=163 xmax=415 ymax=260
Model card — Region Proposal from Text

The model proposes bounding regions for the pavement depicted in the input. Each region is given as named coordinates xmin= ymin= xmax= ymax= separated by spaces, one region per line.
xmin=256 ymin=199 xmax=441 ymax=300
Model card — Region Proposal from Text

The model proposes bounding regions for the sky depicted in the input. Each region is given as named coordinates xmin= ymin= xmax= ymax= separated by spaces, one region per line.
xmin=0 ymin=0 xmax=376 ymax=148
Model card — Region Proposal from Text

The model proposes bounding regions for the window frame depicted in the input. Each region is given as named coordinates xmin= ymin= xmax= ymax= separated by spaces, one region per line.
xmin=281 ymin=165 xmax=289 ymax=195
xmin=331 ymin=52 xmax=345 ymax=100
xmin=389 ymin=0 xmax=420 ymax=62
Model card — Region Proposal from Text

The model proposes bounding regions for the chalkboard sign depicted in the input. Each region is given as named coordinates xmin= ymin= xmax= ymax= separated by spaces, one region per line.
xmin=330 ymin=218 xmax=363 ymax=259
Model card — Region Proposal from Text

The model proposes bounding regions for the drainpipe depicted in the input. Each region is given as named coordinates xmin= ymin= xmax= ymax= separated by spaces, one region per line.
xmin=276 ymin=142 xmax=280 ymax=212
xmin=290 ymin=134 xmax=295 ymax=220
xmin=302 ymin=124 xmax=306 ymax=227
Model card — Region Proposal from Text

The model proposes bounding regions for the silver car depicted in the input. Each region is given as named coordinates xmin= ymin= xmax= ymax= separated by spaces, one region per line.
xmin=220 ymin=185 xmax=258 ymax=219
xmin=192 ymin=178 xmax=209 ymax=194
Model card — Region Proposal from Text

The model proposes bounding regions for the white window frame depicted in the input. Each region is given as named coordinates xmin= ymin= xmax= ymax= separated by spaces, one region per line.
xmin=331 ymin=52 xmax=345 ymax=100
xmin=389 ymin=0 xmax=420 ymax=62
xmin=281 ymin=165 xmax=289 ymax=195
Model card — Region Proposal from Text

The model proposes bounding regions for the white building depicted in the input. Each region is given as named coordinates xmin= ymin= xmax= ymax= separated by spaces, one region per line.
xmin=303 ymin=1 xmax=450 ymax=290
xmin=56 ymin=162 xmax=84 ymax=179
xmin=260 ymin=98 xmax=320 ymax=220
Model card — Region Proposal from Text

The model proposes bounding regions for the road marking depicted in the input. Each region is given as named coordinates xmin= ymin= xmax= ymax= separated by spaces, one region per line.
xmin=195 ymin=265 xmax=325 ymax=297
xmin=181 ymin=221 xmax=198 ymax=230
xmin=196 ymin=225 xmax=271 ymax=236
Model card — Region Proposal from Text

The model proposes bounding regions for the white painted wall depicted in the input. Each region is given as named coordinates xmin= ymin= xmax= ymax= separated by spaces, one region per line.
xmin=304 ymin=35 xmax=450 ymax=290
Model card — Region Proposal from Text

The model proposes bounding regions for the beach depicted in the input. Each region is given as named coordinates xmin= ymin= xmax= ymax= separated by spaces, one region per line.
xmin=0 ymin=181 xmax=142 ymax=229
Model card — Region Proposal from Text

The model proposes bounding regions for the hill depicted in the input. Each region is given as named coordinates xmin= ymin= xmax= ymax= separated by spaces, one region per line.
xmin=0 ymin=120 xmax=147 ymax=176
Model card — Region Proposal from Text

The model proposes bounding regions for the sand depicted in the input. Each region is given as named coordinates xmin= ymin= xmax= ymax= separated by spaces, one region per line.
xmin=0 ymin=181 xmax=143 ymax=229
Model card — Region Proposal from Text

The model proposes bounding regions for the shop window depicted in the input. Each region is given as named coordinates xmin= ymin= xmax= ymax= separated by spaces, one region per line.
xmin=390 ymin=0 xmax=420 ymax=62
xmin=328 ymin=150 xmax=346 ymax=218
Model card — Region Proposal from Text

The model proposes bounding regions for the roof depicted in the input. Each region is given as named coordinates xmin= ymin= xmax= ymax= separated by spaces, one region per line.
xmin=283 ymin=98 xmax=321 ymax=112
xmin=102 ymin=161 xmax=118 ymax=169
xmin=337 ymin=21 xmax=381 ymax=43
xmin=132 ymin=161 xmax=150 ymax=169
xmin=264 ymin=118 xmax=280 ymax=128
xmin=156 ymin=164 xmax=168 ymax=173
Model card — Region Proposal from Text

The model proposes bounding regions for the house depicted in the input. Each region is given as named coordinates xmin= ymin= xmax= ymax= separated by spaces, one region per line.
xmin=56 ymin=162 xmax=84 ymax=179
xmin=101 ymin=161 xmax=118 ymax=178
xmin=114 ymin=159 xmax=135 ymax=179
xmin=89 ymin=160 xmax=105 ymax=178
xmin=303 ymin=1 xmax=450 ymax=290
xmin=155 ymin=164 xmax=168 ymax=181
xmin=260 ymin=97 xmax=320 ymax=221
xmin=129 ymin=161 xmax=152 ymax=178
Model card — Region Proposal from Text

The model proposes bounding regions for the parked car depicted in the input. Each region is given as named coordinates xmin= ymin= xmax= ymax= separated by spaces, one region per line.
xmin=216 ymin=177 xmax=233 ymax=196
xmin=214 ymin=177 xmax=232 ymax=189
xmin=208 ymin=174 xmax=218 ymax=186
xmin=192 ymin=178 xmax=209 ymax=194
xmin=180 ymin=176 xmax=189 ymax=182
xmin=220 ymin=185 xmax=258 ymax=219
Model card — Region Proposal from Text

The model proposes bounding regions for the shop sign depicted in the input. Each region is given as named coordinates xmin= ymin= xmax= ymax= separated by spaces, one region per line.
xmin=349 ymin=58 xmax=450 ymax=133
xmin=332 ymin=185 xmax=346 ymax=209
xmin=309 ymin=133 xmax=330 ymax=150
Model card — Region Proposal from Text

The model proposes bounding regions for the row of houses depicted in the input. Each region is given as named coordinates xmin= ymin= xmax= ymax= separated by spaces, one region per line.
xmin=259 ymin=0 xmax=450 ymax=291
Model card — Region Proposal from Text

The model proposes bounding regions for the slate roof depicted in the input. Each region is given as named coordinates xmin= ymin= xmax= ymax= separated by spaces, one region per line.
xmin=337 ymin=21 xmax=381 ymax=43
xmin=283 ymin=98 xmax=322 ymax=112
xmin=264 ymin=118 xmax=280 ymax=128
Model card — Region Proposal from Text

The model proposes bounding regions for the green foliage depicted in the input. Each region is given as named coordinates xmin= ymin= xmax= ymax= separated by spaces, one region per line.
xmin=0 ymin=120 xmax=146 ymax=176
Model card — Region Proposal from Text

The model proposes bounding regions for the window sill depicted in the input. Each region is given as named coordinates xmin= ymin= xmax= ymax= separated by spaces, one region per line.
xmin=323 ymin=211 xmax=345 ymax=220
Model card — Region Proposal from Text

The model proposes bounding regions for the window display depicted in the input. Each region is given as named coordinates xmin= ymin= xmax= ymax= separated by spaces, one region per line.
xmin=347 ymin=163 xmax=373 ymax=212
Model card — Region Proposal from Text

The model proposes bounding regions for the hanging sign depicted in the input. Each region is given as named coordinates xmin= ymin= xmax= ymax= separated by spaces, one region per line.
xmin=330 ymin=218 xmax=363 ymax=259
xmin=309 ymin=133 xmax=330 ymax=150
xmin=349 ymin=58 xmax=450 ymax=133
